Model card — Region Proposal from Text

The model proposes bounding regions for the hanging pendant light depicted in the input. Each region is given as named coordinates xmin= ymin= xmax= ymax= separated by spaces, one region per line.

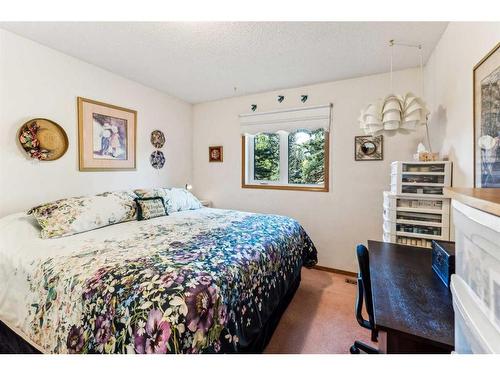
xmin=359 ymin=40 xmax=431 ymax=150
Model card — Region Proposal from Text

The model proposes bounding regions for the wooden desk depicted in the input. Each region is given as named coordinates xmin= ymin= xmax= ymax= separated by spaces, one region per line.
xmin=368 ymin=240 xmax=454 ymax=353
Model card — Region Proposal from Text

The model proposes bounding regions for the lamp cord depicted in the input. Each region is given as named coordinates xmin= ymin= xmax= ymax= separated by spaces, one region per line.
xmin=390 ymin=40 xmax=432 ymax=153
xmin=390 ymin=40 xmax=394 ymax=94
xmin=419 ymin=44 xmax=432 ymax=153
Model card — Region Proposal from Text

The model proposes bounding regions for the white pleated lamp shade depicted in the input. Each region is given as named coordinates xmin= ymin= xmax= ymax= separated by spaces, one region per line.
xmin=381 ymin=96 xmax=402 ymax=130
xmin=382 ymin=95 xmax=402 ymax=113
xmin=359 ymin=92 xmax=429 ymax=135
xmin=367 ymin=123 xmax=384 ymax=134
xmin=365 ymin=102 xmax=383 ymax=118
xmin=360 ymin=101 xmax=383 ymax=134
xmin=401 ymin=93 xmax=429 ymax=129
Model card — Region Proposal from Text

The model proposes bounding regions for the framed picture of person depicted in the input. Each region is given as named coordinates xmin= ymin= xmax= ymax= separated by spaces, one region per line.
xmin=474 ymin=43 xmax=500 ymax=187
xmin=78 ymin=97 xmax=137 ymax=171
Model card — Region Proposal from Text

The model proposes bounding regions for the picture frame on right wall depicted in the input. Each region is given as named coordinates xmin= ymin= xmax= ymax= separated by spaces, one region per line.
xmin=474 ymin=42 xmax=500 ymax=187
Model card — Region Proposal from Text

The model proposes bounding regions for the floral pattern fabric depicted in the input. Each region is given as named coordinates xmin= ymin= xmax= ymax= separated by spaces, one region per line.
xmin=28 ymin=191 xmax=138 ymax=239
xmin=25 ymin=209 xmax=317 ymax=353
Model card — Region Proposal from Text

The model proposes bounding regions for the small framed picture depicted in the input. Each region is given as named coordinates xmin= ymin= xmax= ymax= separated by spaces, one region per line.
xmin=78 ymin=97 xmax=136 ymax=171
xmin=209 ymin=146 xmax=223 ymax=162
xmin=355 ymin=135 xmax=383 ymax=161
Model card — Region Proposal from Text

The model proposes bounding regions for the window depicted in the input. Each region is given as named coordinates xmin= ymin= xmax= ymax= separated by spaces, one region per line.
xmin=288 ymin=129 xmax=326 ymax=185
xmin=242 ymin=129 xmax=329 ymax=191
xmin=254 ymin=133 xmax=280 ymax=181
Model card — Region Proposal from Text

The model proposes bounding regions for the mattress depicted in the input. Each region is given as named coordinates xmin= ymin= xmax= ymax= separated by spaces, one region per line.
xmin=0 ymin=208 xmax=317 ymax=353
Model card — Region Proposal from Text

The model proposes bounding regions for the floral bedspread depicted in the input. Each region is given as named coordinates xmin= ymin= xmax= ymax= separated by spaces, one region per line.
xmin=25 ymin=209 xmax=317 ymax=353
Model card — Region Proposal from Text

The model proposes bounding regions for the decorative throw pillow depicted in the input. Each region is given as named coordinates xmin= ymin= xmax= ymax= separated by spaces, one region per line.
xmin=133 ymin=188 xmax=168 ymax=200
xmin=27 ymin=190 xmax=138 ymax=239
xmin=164 ymin=188 xmax=202 ymax=213
xmin=135 ymin=197 xmax=167 ymax=220
xmin=134 ymin=187 xmax=201 ymax=213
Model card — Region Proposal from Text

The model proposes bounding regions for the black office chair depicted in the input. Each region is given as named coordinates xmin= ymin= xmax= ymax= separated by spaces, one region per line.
xmin=350 ymin=244 xmax=379 ymax=354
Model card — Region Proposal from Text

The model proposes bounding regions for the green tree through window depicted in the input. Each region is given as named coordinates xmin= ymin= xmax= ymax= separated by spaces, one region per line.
xmin=288 ymin=129 xmax=325 ymax=184
xmin=254 ymin=133 xmax=280 ymax=181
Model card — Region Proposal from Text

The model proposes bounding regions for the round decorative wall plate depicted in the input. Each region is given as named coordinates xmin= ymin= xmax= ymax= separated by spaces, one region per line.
xmin=150 ymin=150 xmax=165 ymax=169
xmin=150 ymin=129 xmax=165 ymax=149
xmin=18 ymin=118 xmax=69 ymax=161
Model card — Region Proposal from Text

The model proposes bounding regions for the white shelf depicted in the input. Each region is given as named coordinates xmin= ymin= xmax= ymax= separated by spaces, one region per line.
xmin=397 ymin=193 xmax=446 ymax=198
xmin=401 ymin=172 xmax=446 ymax=176
xmin=396 ymin=219 xmax=444 ymax=227
xmin=396 ymin=206 xmax=444 ymax=214
xmin=392 ymin=160 xmax=448 ymax=165
xmin=401 ymin=182 xmax=445 ymax=187
xmin=395 ymin=231 xmax=444 ymax=240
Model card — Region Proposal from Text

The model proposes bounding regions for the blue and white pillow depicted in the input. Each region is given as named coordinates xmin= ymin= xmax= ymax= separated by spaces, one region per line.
xmin=164 ymin=188 xmax=202 ymax=213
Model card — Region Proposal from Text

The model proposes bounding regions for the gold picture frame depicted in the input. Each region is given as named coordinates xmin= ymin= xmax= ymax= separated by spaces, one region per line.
xmin=473 ymin=42 xmax=500 ymax=187
xmin=78 ymin=97 xmax=137 ymax=171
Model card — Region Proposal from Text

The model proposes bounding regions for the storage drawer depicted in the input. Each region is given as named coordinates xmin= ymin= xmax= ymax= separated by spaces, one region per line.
xmin=390 ymin=162 xmax=451 ymax=198
xmin=383 ymin=191 xmax=449 ymax=212
xmin=384 ymin=206 xmax=448 ymax=226
xmin=452 ymin=200 xmax=500 ymax=330
xmin=451 ymin=275 xmax=500 ymax=353
xmin=383 ymin=219 xmax=448 ymax=239
xmin=382 ymin=230 xmax=433 ymax=248
xmin=391 ymin=161 xmax=451 ymax=175
xmin=391 ymin=183 xmax=445 ymax=197
xmin=392 ymin=172 xmax=446 ymax=185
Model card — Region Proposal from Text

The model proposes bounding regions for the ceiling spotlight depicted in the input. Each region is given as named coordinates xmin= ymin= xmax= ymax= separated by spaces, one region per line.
xmin=277 ymin=95 xmax=285 ymax=103
xmin=301 ymin=95 xmax=308 ymax=103
xmin=251 ymin=104 xmax=257 ymax=112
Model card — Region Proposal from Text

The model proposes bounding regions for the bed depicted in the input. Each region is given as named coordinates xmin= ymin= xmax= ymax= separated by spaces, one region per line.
xmin=0 ymin=207 xmax=317 ymax=354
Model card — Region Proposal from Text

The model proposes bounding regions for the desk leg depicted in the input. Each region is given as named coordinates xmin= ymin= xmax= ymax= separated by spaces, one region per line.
xmin=377 ymin=329 xmax=452 ymax=354
xmin=378 ymin=330 xmax=388 ymax=354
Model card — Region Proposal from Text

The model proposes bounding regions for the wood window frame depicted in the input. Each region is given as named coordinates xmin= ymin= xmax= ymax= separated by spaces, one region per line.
xmin=241 ymin=131 xmax=330 ymax=192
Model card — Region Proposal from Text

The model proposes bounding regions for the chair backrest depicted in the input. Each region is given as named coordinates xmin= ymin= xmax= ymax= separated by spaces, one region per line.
xmin=355 ymin=244 xmax=375 ymax=330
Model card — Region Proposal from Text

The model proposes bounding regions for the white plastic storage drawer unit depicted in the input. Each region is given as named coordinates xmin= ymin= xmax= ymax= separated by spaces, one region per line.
xmin=390 ymin=161 xmax=452 ymax=197
xmin=451 ymin=199 xmax=500 ymax=353
xmin=383 ymin=191 xmax=450 ymax=248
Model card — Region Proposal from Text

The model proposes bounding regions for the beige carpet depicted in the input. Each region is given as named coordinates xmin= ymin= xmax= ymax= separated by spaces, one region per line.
xmin=265 ymin=268 xmax=374 ymax=354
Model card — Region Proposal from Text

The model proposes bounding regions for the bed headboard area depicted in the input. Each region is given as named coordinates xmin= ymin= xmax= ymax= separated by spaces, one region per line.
xmin=0 ymin=29 xmax=193 ymax=217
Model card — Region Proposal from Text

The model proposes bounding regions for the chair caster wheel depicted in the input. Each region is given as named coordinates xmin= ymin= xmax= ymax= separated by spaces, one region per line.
xmin=350 ymin=345 xmax=360 ymax=354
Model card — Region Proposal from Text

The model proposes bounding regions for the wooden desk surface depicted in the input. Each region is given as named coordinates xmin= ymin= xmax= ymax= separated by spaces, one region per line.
xmin=368 ymin=240 xmax=454 ymax=350
xmin=444 ymin=187 xmax=500 ymax=217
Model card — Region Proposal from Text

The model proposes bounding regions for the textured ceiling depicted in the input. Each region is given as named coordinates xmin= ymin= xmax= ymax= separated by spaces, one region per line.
xmin=1 ymin=22 xmax=448 ymax=103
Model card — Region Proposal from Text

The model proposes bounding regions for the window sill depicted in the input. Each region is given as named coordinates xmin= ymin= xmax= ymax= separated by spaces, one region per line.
xmin=241 ymin=183 xmax=328 ymax=192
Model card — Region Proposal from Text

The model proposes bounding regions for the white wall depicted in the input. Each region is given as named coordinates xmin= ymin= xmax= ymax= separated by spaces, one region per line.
xmin=424 ymin=22 xmax=500 ymax=187
xmin=0 ymin=29 xmax=193 ymax=217
xmin=5 ymin=23 xmax=491 ymax=271
xmin=192 ymin=69 xmax=425 ymax=272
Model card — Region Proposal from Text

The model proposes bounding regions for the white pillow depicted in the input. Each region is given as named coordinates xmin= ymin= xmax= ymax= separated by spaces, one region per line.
xmin=164 ymin=188 xmax=202 ymax=213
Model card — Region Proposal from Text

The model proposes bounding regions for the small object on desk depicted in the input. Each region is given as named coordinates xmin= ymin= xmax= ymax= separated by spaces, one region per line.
xmin=432 ymin=240 xmax=456 ymax=288
xmin=199 ymin=200 xmax=212 ymax=208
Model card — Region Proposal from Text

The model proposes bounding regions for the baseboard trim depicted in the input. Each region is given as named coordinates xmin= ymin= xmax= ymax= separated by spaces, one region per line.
xmin=312 ymin=265 xmax=357 ymax=278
